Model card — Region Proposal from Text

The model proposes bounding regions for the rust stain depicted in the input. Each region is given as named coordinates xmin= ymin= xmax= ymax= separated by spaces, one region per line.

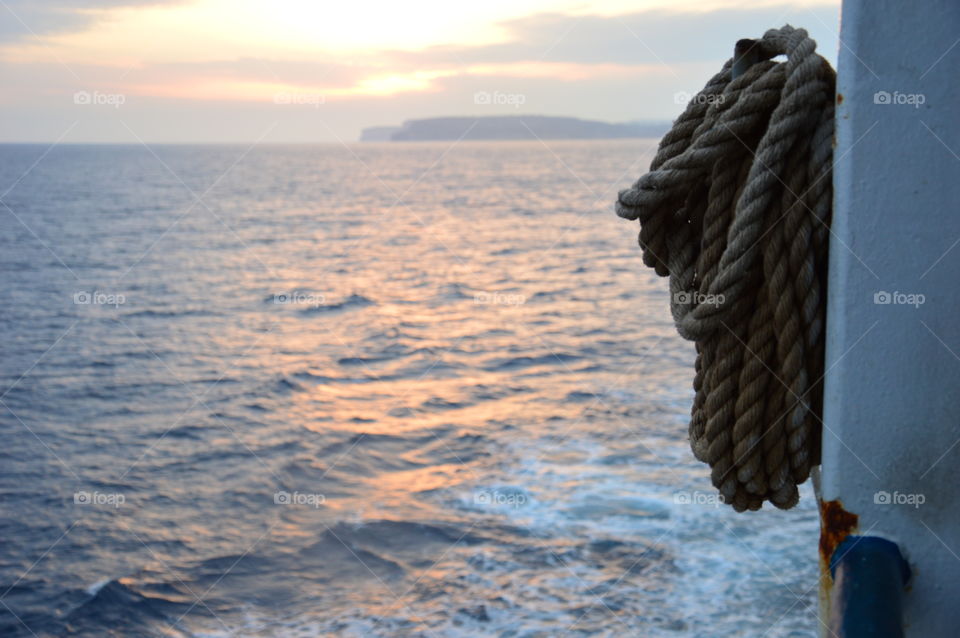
xmin=836 ymin=92 xmax=844 ymax=105
xmin=818 ymin=498 xmax=859 ymax=618
xmin=820 ymin=499 xmax=860 ymax=618
xmin=820 ymin=498 xmax=859 ymax=562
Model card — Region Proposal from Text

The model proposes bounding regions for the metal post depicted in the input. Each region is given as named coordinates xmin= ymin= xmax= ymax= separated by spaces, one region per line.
xmin=828 ymin=536 xmax=911 ymax=637
xmin=821 ymin=0 xmax=960 ymax=634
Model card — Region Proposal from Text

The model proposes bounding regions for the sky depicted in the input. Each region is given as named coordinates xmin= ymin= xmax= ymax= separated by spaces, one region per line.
xmin=0 ymin=0 xmax=841 ymax=143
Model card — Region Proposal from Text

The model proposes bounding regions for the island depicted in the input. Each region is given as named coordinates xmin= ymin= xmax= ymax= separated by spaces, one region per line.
xmin=359 ymin=116 xmax=669 ymax=142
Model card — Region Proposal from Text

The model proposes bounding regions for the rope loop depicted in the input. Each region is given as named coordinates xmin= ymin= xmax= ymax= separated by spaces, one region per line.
xmin=617 ymin=25 xmax=835 ymax=511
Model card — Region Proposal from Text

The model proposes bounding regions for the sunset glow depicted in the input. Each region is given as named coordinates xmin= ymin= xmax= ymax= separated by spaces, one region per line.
xmin=0 ymin=0 xmax=841 ymax=142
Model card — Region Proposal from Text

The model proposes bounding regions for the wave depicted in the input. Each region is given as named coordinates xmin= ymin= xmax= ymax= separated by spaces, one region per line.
xmin=482 ymin=352 xmax=582 ymax=371
xmin=299 ymin=293 xmax=374 ymax=315
xmin=61 ymin=579 xmax=194 ymax=637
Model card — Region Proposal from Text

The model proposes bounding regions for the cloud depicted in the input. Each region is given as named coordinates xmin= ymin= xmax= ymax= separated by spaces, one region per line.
xmin=103 ymin=4 xmax=841 ymax=101
xmin=133 ymin=58 xmax=371 ymax=89
xmin=0 ymin=2 xmax=843 ymax=142
xmin=391 ymin=4 xmax=840 ymax=69
xmin=0 ymin=1 xmax=184 ymax=42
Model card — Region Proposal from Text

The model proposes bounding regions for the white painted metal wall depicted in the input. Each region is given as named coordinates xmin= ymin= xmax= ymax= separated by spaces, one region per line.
xmin=822 ymin=0 xmax=960 ymax=634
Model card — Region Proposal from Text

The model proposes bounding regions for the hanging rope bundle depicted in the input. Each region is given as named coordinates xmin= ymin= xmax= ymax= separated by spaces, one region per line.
xmin=616 ymin=26 xmax=836 ymax=511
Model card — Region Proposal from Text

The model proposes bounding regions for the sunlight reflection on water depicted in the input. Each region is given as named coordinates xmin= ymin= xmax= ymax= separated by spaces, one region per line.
xmin=0 ymin=140 xmax=817 ymax=637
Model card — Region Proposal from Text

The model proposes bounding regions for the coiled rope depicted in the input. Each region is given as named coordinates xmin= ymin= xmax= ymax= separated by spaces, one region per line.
xmin=616 ymin=26 xmax=836 ymax=511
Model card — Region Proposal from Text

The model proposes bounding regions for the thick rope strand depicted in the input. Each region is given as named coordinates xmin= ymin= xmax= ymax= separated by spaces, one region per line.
xmin=616 ymin=25 xmax=835 ymax=511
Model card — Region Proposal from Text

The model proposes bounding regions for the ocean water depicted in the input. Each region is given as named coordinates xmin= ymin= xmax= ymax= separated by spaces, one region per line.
xmin=0 ymin=140 xmax=818 ymax=637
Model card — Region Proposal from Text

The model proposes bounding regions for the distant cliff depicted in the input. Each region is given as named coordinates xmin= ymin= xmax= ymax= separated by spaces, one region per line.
xmin=360 ymin=116 xmax=669 ymax=142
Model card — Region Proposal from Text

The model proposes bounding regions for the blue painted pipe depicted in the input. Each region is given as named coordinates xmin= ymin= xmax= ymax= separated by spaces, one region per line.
xmin=829 ymin=536 xmax=911 ymax=637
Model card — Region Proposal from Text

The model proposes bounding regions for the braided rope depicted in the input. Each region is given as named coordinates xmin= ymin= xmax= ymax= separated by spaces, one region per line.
xmin=616 ymin=26 xmax=835 ymax=511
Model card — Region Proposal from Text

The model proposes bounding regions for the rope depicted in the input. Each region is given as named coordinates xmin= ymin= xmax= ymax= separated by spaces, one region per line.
xmin=616 ymin=26 xmax=835 ymax=511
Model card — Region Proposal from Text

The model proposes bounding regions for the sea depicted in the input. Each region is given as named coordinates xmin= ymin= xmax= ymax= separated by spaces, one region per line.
xmin=0 ymin=140 xmax=819 ymax=637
